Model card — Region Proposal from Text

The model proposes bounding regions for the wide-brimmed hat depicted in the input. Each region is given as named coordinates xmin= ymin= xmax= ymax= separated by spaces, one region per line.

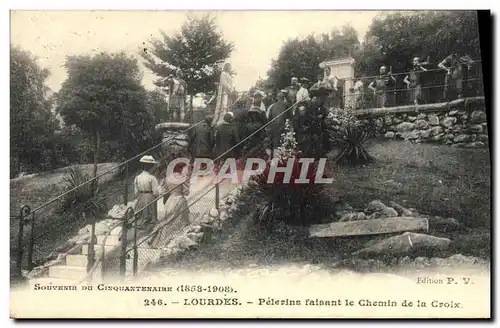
xmin=139 ymin=155 xmax=157 ymax=164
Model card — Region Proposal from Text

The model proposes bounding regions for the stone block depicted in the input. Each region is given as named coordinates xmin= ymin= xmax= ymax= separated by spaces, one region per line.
xmin=309 ymin=217 xmax=429 ymax=238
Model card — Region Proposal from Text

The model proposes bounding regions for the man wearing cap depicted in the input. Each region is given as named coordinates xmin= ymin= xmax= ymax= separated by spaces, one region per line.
xmin=134 ymin=156 xmax=160 ymax=230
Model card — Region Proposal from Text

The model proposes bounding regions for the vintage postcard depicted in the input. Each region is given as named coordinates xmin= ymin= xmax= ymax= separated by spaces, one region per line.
xmin=9 ymin=10 xmax=491 ymax=319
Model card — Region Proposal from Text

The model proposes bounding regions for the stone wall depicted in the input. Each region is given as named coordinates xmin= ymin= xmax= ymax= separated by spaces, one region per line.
xmin=354 ymin=97 xmax=488 ymax=148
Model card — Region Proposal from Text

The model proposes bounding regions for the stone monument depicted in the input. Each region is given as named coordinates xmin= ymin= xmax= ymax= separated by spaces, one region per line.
xmin=320 ymin=57 xmax=356 ymax=109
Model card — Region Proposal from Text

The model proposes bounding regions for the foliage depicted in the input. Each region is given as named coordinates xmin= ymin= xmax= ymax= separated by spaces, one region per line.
xmin=141 ymin=13 xmax=234 ymax=95
xmin=266 ymin=25 xmax=361 ymax=89
xmin=276 ymin=119 xmax=299 ymax=160
xmin=146 ymin=88 xmax=169 ymax=124
xmin=10 ymin=46 xmax=59 ymax=177
xmin=246 ymin=121 xmax=334 ymax=228
xmin=327 ymin=107 xmax=374 ymax=165
xmin=56 ymin=52 xmax=155 ymax=175
xmin=59 ymin=166 xmax=107 ymax=216
xmin=355 ymin=11 xmax=482 ymax=102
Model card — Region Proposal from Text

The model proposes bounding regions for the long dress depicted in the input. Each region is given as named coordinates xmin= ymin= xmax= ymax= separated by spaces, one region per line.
xmin=213 ymin=71 xmax=234 ymax=126
xmin=148 ymin=173 xmax=191 ymax=249
xmin=133 ymin=171 xmax=160 ymax=229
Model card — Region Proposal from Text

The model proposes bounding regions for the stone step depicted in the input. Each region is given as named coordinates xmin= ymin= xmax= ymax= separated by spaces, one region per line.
xmin=82 ymin=244 xmax=117 ymax=256
xmin=65 ymin=254 xmax=89 ymax=267
xmin=309 ymin=217 xmax=429 ymax=238
xmin=96 ymin=234 xmax=121 ymax=246
xmin=49 ymin=265 xmax=87 ymax=280
xmin=28 ymin=277 xmax=77 ymax=287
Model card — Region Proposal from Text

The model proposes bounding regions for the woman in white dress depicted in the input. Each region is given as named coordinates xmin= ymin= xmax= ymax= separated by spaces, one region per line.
xmin=133 ymin=156 xmax=160 ymax=229
xmin=148 ymin=162 xmax=191 ymax=249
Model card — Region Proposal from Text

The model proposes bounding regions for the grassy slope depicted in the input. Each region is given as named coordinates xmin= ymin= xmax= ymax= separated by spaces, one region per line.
xmin=9 ymin=163 xmax=136 ymax=279
xmin=159 ymin=140 xmax=491 ymax=271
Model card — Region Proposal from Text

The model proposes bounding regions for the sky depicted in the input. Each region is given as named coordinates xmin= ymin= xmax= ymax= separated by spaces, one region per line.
xmin=10 ymin=10 xmax=379 ymax=92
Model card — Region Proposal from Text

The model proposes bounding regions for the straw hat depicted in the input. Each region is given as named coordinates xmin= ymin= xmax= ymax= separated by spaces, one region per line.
xmin=139 ymin=155 xmax=157 ymax=164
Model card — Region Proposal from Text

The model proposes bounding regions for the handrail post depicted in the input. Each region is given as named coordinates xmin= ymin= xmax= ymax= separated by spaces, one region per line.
xmin=16 ymin=205 xmax=30 ymax=280
xmin=86 ymin=212 xmax=96 ymax=284
xmin=26 ymin=212 xmax=36 ymax=270
xmin=132 ymin=215 xmax=139 ymax=276
xmin=124 ymin=163 xmax=129 ymax=206
xmin=119 ymin=208 xmax=133 ymax=279
xmin=215 ymin=160 xmax=220 ymax=210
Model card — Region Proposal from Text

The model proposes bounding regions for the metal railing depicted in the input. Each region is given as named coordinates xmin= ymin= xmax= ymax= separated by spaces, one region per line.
xmin=15 ymin=57 xmax=485 ymax=283
xmin=13 ymin=118 xmax=205 ymax=279
xmin=74 ymin=98 xmax=303 ymax=283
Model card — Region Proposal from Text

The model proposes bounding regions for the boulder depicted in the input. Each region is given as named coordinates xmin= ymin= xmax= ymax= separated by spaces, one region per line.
xmin=441 ymin=117 xmax=457 ymax=128
xmin=428 ymin=115 xmax=439 ymax=126
xmin=429 ymin=126 xmax=443 ymax=136
xmin=384 ymin=131 xmax=395 ymax=139
xmin=395 ymin=122 xmax=415 ymax=132
xmin=469 ymin=110 xmax=487 ymax=124
xmin=364 ymin=200 xmax=398 ymax=218
xmin=477 ymin=134 xmax=489 ymax=142
xmin=389 ymin=201 xmax=413 ymax=216
xmin=448 ymin=110 xmax=458 ymax=116
xmin=352 ymin=232 xmax=451 ymax=257
xmin=407 ymin=116 xmax=417 ymax=122
xmin=453 ymin=134 xmax=470 ymax=143
xmin=339 ymin=212 xmax=367 ymax=222
xmin=469 ymin=141 xmax=486 ymax=148
xmin=417 ymin=113 xmax=426 ymax=120
xmin=419 ymin=129 xmax=431 ymax=139
xmin=415 ymin=119 xmax=429 ymax=130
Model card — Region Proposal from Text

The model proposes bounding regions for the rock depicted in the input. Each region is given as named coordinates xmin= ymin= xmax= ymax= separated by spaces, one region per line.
xmin=417 ymin=113 xmax=426 ymax=120
xmin=453 ymin=134 xmax=470 ymax=143
xmin=469 ymin=141 xmax=486 ymax=148
xmin=333 ymin=199 xmax=353 ymax=217
xmin=428 ymin=216 xmax=461 ymax=232
xmin=448 ymin=110 xmax=458 ymax=116
xmin=452 ymin=143 xmax=467 ymax=148
xmin=393 ymin=117 xmax=403 ymax=124
xmin=415 ymin=119 xmax=429 ymax=130
xmin=209 ymin=208 xmax=219 ymax=218
xmin=395 ymin=122 xmax=415 ymax=132
xmin=406 ymin=130 xmax=420 ymax=140
xmin=339 ymin=212 xmax=367 ymax=222
xmin=445 ymin=133 xmax=455 ymax=140
xmin=469 ymin=110 xmax=487 ymax=124
xmin=429 ymin=126 xmax=443 ymax=136
xmin=310 ymin=217 xmax=428 ymax=238
xmin=364 ymin=200 xmax=398 ymax=218
xmin=419 ymin=129 xmax=431 ymax=139
xmin=384 ymin=131 xmax=395 ymax=139
xmin=187 ymin=232 xmax=204 ymax=243
xmin=201 ymin=214 xmax=214 ymax=224
xmin=446 ymin=254 xmax=488 ymax=266
xmin=188 ymin=225 xmax=202 ymax=233
xmin=352 ymin=232 xmax=451 ymax=257
xmin=428 ymin=115 xmax=439 ymax=126
xmin=171 ymin=235 xmax=197 ymax=250
xmin=441 ymin=117 xmax=457 ymax=128
xmin=389 ymin=201 xmax=413 ymax=216
xmin=407 ymin=116 xmax=417 ymax=122
xmin=219 ymin=210 xmax=229 ymax=222
xmin=467 ymin=124 xmax=483 ymax=134
xmin=477 ymin=134 xmax=488 ymax=142
xmin=384 ymin=116 xmax=393 ymax=125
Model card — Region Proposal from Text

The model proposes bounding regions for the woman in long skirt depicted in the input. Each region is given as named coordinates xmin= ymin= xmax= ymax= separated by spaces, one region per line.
xmin=134 ymin=156 xmax=160 ymax=229
xmin=148 ymin=162 xmax=191 ymax=249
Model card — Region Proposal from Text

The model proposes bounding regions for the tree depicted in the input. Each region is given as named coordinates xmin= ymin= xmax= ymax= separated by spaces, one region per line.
xmin=355 ymin=11 xmax=482 ymax=100
xmin=146 ymin=88 xmax=169 ymax=124
xmin=141 ymin=13 xmax=234 ymax=96
xmin=10 ymin=45 xmax=58 ymax=177
xmin=267 ymin=25 xmax=360 ymax=89
xmin=56 ymin=52 xmax=154 ymax=178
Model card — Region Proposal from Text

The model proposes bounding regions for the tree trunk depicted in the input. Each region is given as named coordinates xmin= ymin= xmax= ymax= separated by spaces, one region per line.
xmin=189 ymin=95 xmax=194 ymax=125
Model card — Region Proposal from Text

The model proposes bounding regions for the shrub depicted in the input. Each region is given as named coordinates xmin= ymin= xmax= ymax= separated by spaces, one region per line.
xmin=59 ymin=166 xmax=107 ymax=216
xmin=326 ymin=107 xmax=374 ymax=165
xmin=246 ymin=120 xmax=335 ymax=229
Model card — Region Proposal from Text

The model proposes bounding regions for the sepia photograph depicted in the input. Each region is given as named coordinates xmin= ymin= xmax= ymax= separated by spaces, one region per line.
xmin=9 ymin=9 xmax=491 ymax=319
